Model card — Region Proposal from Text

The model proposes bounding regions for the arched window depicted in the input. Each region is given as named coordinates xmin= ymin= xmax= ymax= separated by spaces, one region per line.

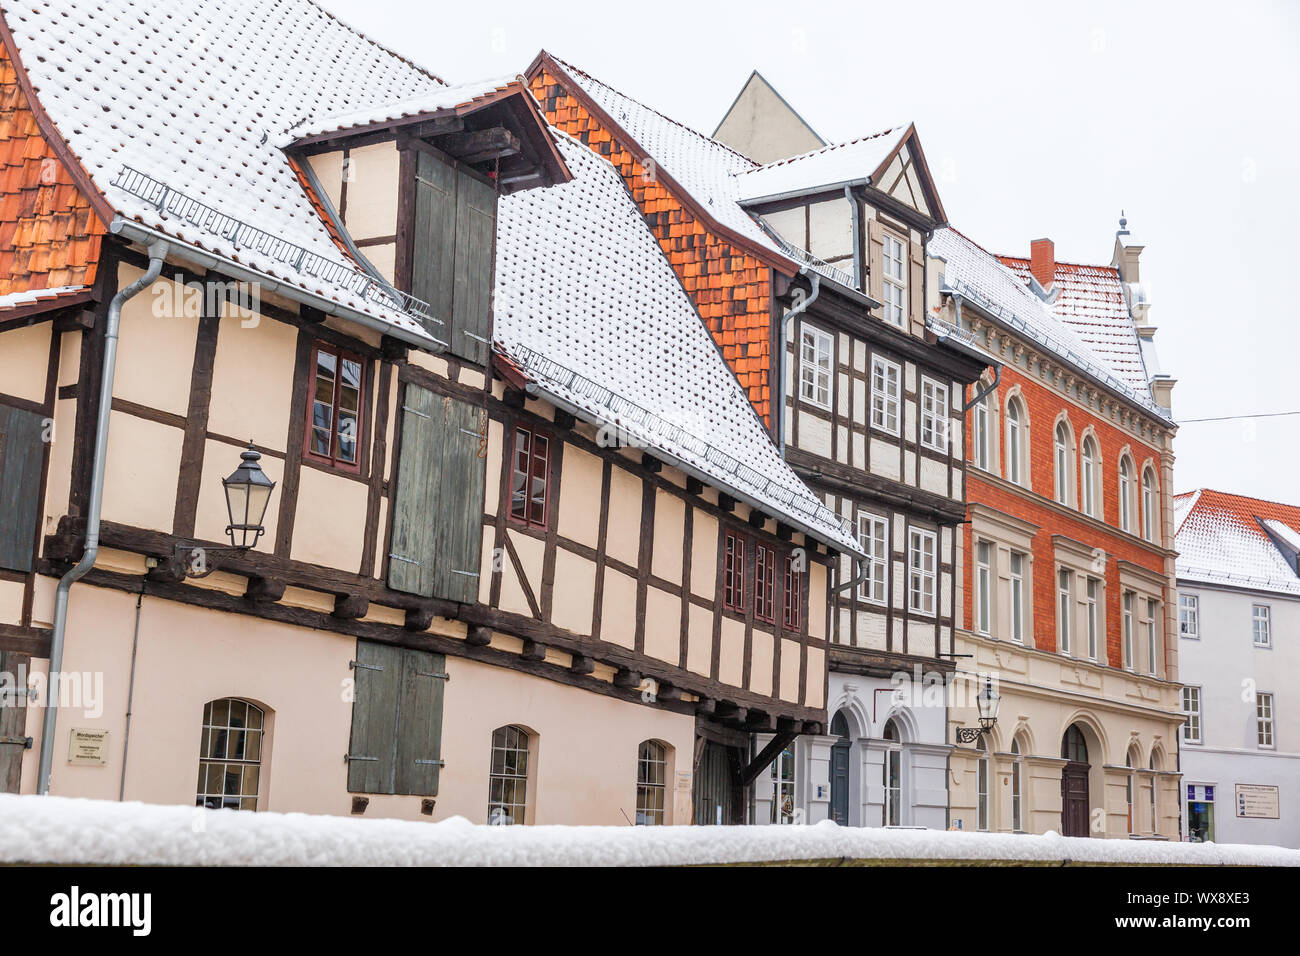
xmin=1118 ymin=456 xmax=1134 ymax=532
xmin=976 ymin=737 xmax=990 ymax=831
xmin=1141 ymin=467 xmax=1157 ymax=542
xmin=488 ymin=725 xmax=531 ymax=825
xmin=1124 ymin=749 xmax=1137 ymax=834
xmin=1005 ymin=398 xmax=1024 ymax=486
xmin=972 ymin=390 xmax=991 ymax=471
xmin=882 ymin=718 xmax=902 ymax=826
xmin=636 ymin=740 xmax=668 ymax=825
xmin=769 ymin=743 xmax=797 ymax=824
xmin=1149 ymin=753 xmax=1161 ymax=835
xmin=1080 ymin=436 xmax=1099 ymax=517
xmin=196 ymin=698 xmax=264 ymax=811
xmin=1010 ymin=737 xmax=1024 ymax=832
xmin=1062 ymin=725 xmax=1089 ymax=763
xmin=1054 ymin=420 xmax=1073 ymax=505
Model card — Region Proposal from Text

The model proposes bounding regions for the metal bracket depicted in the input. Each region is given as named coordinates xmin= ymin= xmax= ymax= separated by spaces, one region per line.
xmin=344 ymin=754 xmax=378 ymax=763
xmin=414 ymin=670 xmax=450 ymax=681
xmin=349 ymin=661 xmax=383 ymax=672
xmin=0 ymin=735 xmax=33 ymax=750
xmin=414 ymin=759 xmax=446 ymax=767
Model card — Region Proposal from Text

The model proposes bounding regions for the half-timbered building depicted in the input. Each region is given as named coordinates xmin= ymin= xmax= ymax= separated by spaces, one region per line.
xmin=0 ymin=0 xmax=860 ymax=825
xmin=527 ymin=55 xmax=987 ymax=827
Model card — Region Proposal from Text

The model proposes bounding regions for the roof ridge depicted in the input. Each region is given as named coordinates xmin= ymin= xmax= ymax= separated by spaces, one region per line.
xmin=998 ymin=252 xmax=1121 ymax=275
xmin=540 ymin=51 xmax=759 ymax=169
xmin=741 ymin=124 xmax=909 ymax=173
xmin=304 ymin=0 xmax=447 ymax=86
xmin=1196 ymin=487 xmax=1300 ymax=516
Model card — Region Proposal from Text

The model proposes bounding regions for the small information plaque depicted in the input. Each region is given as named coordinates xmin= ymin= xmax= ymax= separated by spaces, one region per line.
xmin=68 ymin=727 xmax=109 ymax=766
xmin=1235 ymin=783 xmax=1280 ymax=819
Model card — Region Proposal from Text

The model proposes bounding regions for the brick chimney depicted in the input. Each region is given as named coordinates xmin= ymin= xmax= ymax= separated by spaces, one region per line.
xmin=1030 ymin=238 xmax=1055 ymax=290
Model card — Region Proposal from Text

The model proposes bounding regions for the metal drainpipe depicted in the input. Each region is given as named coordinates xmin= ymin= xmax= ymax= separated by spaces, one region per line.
xmin=38 ymin=239 xmax=168 ymax=795
xmin=777 ymin=267 xmax=820 ymax=457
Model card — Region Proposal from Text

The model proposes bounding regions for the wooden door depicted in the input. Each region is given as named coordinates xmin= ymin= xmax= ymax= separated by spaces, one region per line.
xmin=0 ymin=651 xmax=30 ymax=792
xmin=830 ymin=712 xmax=850 ymax=825
xmin=694 ymin=740 xmax=741 ymax=825
xmin=1061 ymin=763 xmax=1090 ymax=837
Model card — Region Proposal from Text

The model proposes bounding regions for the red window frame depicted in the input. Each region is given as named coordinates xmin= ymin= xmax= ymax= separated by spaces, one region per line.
xmin=303 ymin=342 xmax=365 ymax=472
xmin=723 ymin=530 xmax=746 ymax=612
xmin=754 ymin=542 xmax=777 ymax=624
xmin=509 ymin=426 xmax=550 ymax=529
xmin=782 ymin=553 xmax=802 ymax=631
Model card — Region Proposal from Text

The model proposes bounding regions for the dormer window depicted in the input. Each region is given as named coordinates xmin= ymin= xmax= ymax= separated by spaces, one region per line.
xmin=882 ymin=233 xmax=907 ymax=327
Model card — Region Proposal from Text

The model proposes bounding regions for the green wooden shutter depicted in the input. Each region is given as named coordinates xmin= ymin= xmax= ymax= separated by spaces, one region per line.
xmin=388 ymin=383 xmax=486 ymax=604
xmin=411 ymin=150 xmax=457 ymax=342
xmin=451 ymin=170 xmax=496 ymax=366
xmin=346 ymin=640 xmax=402 ymax=793
xmin=393 ymin=648 xmax=446 ymax=796
xmin=0 ymin=405 xmax=44 ymax=573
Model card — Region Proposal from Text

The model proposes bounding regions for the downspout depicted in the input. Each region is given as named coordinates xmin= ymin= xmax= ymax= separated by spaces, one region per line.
xmin=777 ymin=267 xmax=820 ymax=456
xmin=38 ymin=239 xmax=168 ymax=795
xmin=846 ymin=186 xmax=862 ymax=291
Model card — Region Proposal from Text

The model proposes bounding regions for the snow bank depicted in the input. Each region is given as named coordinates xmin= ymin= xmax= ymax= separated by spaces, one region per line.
xmin=2 ymin=795 xmax=1296 ymax=866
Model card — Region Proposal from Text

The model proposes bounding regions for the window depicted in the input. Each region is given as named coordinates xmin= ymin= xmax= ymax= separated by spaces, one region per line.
xmin=1252 ymin=604 xmax=1271 ymax=648
xmin=1179 ymin=593 xmax=1199 ymax=639
xmin=1146 ymin=598 xmax=1158 ymax=676
xmin=907 ymin=528 xmax=936 ymax=616
xmin=769 ymin=745 xmax=797 ymax=824
xmin=1086 ymin=577 xmax=1100 ymax=661
xmin=1124 ymin=751 xmax=1135 ymax=833
xmin=782 ymin=553 xmax=802 ymax=630
xmin=882 ymin=233 xmax=907 ymax=327
xmin=920 ymin=378 xmax=949 ymax=452
xmin=305 ymin=342 xmax=364 ymax=470
xmin=1010 ymin=738 xmax=1023 ymax=831
xmin=871 ymin=356 xmax=901 ymax=434
xmin=1122 ymin=591 xmax=1135 ymax=670
xmin=510 ymin=426 xmax=550 ymax=528
xmin=488 ymin=725 xmax=531 ymax=825
xmin=1256 ymin=693 xmax=1275 ymax=749
xmin=754 ymin=542 xmax=777 ymax=624
xmin=1058 ymin=569 xmax=1073 ymax=655
xmin=196 ymin=698 xmax=264 ymax=811
xmin=976 ymin=541 xmax=993 ymax=635
xmin=1149 ymin=755 xmax=1159 ymax=835
xmin=1009 ymin=551 xmax=1025 ymax=643
xmin=858 ymin=513 xmax=888 ymax=604
xmin=1118 ymin=456 xmax=1134 ymax=532
xmin=723 ymin=531 xmax=746 ymax=612
xmin=1005 ymin=398 xmax=1024 ymax=485
xmin=882 ymin=719 xmax=902 ymax=826
xmin=799 ymin=325 xmax=834 ymax=409
xmin=976 ymin=739 xmax=990 ymax=831
xmin=1141 ymin=468 xmax=1157 ymax=541
xmin=972 ymin=392 xmax=991 ymax=471
xmin=636 ymin=740 xmax=667 ymax=825
xmin=1182 ymin=686 xmax=1201 ymax=744
xmin=1081 ymin=436 xmax=1099 ymax=517
xmin=1054 ymin=421 xmax=1071 ymax=505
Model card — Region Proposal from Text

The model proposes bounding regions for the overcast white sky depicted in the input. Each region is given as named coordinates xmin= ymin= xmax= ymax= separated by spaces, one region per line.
xmin=322 ymin=0 xmax=1300 ymax=503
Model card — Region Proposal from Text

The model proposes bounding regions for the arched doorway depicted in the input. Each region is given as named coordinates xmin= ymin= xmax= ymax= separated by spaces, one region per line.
xmin=829 ymin=711 xmax=851 ymax=826
xmin=1060 ymin=725 xmax=1090 ymax=837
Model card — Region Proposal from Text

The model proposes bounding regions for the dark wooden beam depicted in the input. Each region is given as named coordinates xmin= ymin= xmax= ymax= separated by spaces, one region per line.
xmin=465 ymin=625 xmax=492 ymax=646
xmin=553 ymin=409 xmax=576 ymax=430
xmin=685 ymin=477 xmax=704 ymax=496
xmin=433 ymin=127 xmax=520 ymax=164
xmin=641 ymin=454 xmax=662 ymax=474
xmin=747 ymin=510 xmax=767 ymax=529
xmin=569 ymin=654 xmax=595 ymax=675
xmin=613 ymin=668 xmax=641 ymax=689
xmin=333 ymin=595 xmax=369 ymax=620
xmin=244 ymin=577 xmax=285 ymax=603
xmin=521 ymin=639 xmax=546 ymax=662
xmin=404 ymin=606 xmax=435 ymax=632
xmin=776 ymin=523 xmax=794 ymax=541
xmin=718 ymin=493 xmax=736 ymax=513
xmin=738 ymin=731 xmax=798 ymax=788
xmin=694 ymin=697 xmax=716 ymax=715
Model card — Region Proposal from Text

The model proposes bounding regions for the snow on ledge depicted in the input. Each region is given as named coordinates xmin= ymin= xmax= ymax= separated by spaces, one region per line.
xmin=2 ymin=795 xmax=1296 ymax=867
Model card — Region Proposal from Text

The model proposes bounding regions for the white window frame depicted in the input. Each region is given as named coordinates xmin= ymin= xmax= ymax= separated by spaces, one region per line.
xmin=1054 ymin=421 xmax=1071 ymax=505
xmin=972 ymin=395 xmax=990 ymax=471
xmin=882 ymin=232 xmax=907 ymax=327
xmin=907 ymin=527 xmax=937 ymax=616
xmin=1252 ymin=604 xmax=1272 ymax=648
xmin=1118 ymin=457 xmax=1134 ymax=532
xmin=1081 ymin=436 xmax=1099 ymax=517
xmin=768 ymin=744 xmax=798 ymax=824
xmin=1122 ymin=590 xmax=1135 ymax=670
xmin=920 ymin=377 xmax=949 ymax=453
xmin=857 ymin=513 xmax=889 ymax=605
xmin=976 ymin=540 xmax=992 ymax=635
xmin=1182 ymin=685 xmax=1202 ymax=744
xmin=1086 ymin=577 xmax=1100 ymax=661
xmin=1256 ymin=692 xmax=1275 ymax=749
xmin=870 ymin=356 xmax=901 ymax=435
xmin=1010 ymin=739 xmax=1023 ymax=831
xmin=976 ymin=741 xmax=990 ymax=831
xmin=1009 ymin=551 xmax=1025 ymax=644
xmin=882 ymin=722 xmax=903 ymax=826
xmin=798 ymin=324 xmax=834 ymax=410
xmin=1145 ymin=597 xmax=1158 ymax=676
xmin=1179 ymin=593 xmax=1199 ymax=640
xmin=1005 ymin=399 xmax=1024 ymax=486
xmin=1141 ymin=468 xmax=1157 ymax=542
xmin=1058 ymin=568 xmax=1073 ymax=656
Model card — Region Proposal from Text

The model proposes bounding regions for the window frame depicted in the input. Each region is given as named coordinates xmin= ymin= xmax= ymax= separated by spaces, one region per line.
xmin=1085 ymin=577 xmax=1100 ymax=661
xmin=857 ymin=512 xmax=889 ymax=605
xmin=870 ymin=356 xmax=901 ymax=436
xmin=976 ymin=740 xmax=990 ymax=831
xmin=1182 ymin=685 xmax=1202 ymax=744
xmin=1122 ymin=590 xmax=1135 ymax=670
xmin=1057 ymin=568 xmax=1073 ymax=656
xmin=509 ymin=425 xmax=552 ymax=530
xmin=1252 ymin=604 xmax=1272 ymax=648
xmin=1010 ymin=738 xmax=1023 ymax=832
xmin=798 ymin=324 xmax=834 ymax=411
xmin=782 ymin=552 xmax=803 ymax=631
xmin=636 ymin=739 xmax=668 ymax=826
xmin=1256 ymin=692 xmax=1275 ymax=749
xmin=1145 ymin=597 xmax=1159 ymax=676
xmin=1141 ymin=467 xmax=1157 ymax=542
xmin=920 ymin=376 xmax=950 ymax=453
xmin=754 ymin=541 xmax=778 ymax=625
xmin=304 ymin=341 xmax=366 ymax=473
xmin=907 ymin=527 xmax=937 ymax=617
xmin=976 ymin=540 xmax=993 ymax=636
xmin=487 ymin=724 xmax=531 ymax=825
xmin=1005 ymin=398 xmax=1024 ymax=486
xmin=972 ymin=393 xmax=990 ymax=471
xmin=1179 ymin=593 xmax=1200 ymax=640
xmin=1080 ymin=435 xmax=1099 ymax=517
xmin=1009 ymin=550 xmax=1026 ymax=644
xmin=723 ymin=530 xmax=747 ymax=613
xmin=1054 ymin=421 xmax=1071 ymax=505
xmin=769 ymin=744 xmax=798 ymax=824
xmin=881 ymin=231 xmax=908 ymax=328
xmin=196 ymin=697 xmax=265 ymax=812
xmin=1118 ymin=456 xmax=1134 ymax=532
xmin=882 ymin=719 xmax=903 ymax=826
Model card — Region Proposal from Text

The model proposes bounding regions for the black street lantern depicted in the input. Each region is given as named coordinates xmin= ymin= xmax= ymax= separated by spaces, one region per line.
xmin=956 ymin=674 xmax=1001 ymax=744
xmin=222 ymin=443 xmax=275 ymax=549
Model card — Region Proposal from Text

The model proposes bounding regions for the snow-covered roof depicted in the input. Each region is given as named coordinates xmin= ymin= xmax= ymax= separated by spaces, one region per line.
xmin=494 ymin=132 xmax=860 ymax=555
xmin=734 ymin=125 xmax=910 ymax=204
xmin=6 ymin=794 xmax=1298 ymax=866
xmin=0 ymin=0 xmax=482 ymax=344
xmin=1174 ymin=489 xmax=1300 ymax=596
xmin=929 ymin=228 xmax=1170 ymax=422
xmin=1000 ymin=256 xmax=1149 ymax=392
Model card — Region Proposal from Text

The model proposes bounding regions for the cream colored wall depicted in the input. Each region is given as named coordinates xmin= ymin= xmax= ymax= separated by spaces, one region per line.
xmin=712 ymin=74 xmax=824 ymax=165
xmin=116 ymin=264 xmax=201 ymax=415
xmin=21 ymin=583 xmax=694 ymax=825
xmin=207 ymin=304 xmax=297 ymax=452
xmin=0 ymin=321 xmax=51 ymax=403
xmin=340 ymin=142 xmax=399 ymax=242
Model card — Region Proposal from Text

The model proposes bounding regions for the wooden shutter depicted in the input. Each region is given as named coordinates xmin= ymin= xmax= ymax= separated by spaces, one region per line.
xmin=409 ymin=151 xmax=497 ymax=364
xmin=909 ymin=236 xmax=925 ymax=335
xmin=387 ymin=382 xmax=486 ymax=604
xmin=393 ymin=647 xmax=446 ymax=795
xmin=411 ymin=150 xmax=457 ymax=342
xmin=0 ymin=405 xmax=44 ymax=573
xmin=0 ymin=651 xmax=29 ymax=792
xmin=866 ymin=217 xmax=883 ymax=305
xmin=346 ymin=640 xmax=402 ymax=793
